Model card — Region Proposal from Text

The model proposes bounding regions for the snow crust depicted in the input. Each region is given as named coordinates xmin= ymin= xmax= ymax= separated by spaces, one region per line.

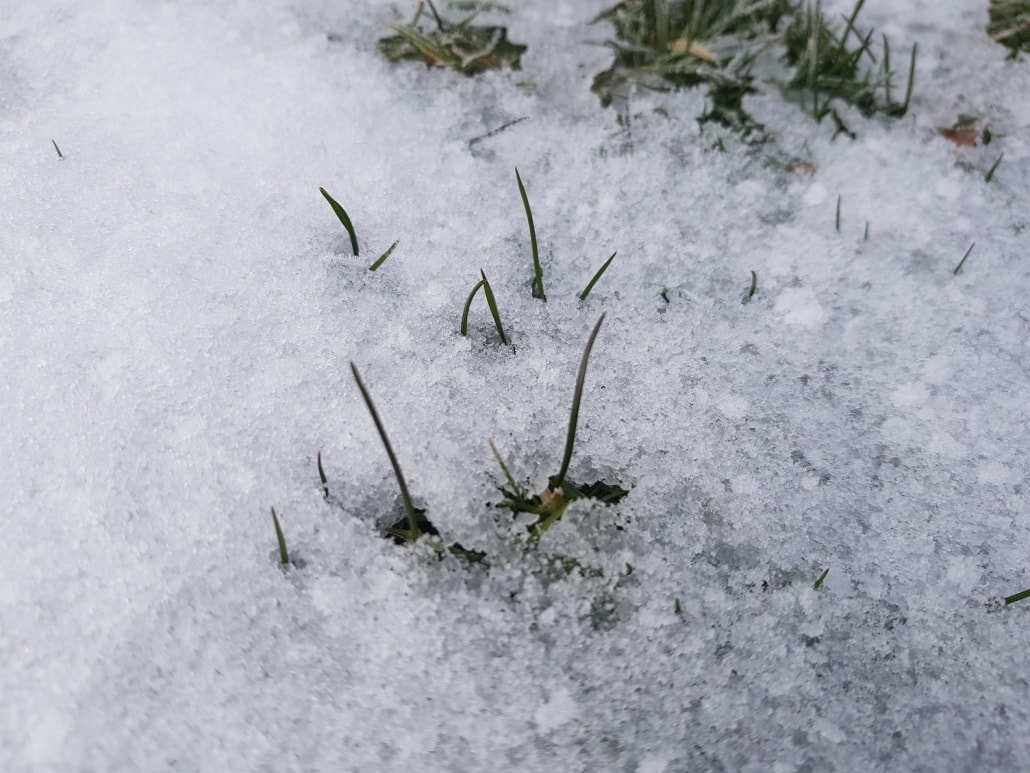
xmin=1 ymin=0 xmax=1028 ymax=769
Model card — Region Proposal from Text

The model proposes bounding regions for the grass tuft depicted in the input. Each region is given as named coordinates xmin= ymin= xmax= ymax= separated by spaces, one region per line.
xmin=953 ymin=242 xmax=975 ymax=275
xmin=580 ymin=251 xmax=618 ymax=301
xmin=319 ymin=187 xmax=360 ymax=255
xmin=515 ymin=167 xmax=545 ymax=301
xmin=271 ymin=506 xmax=290 ymax=565
xmin=379 ymin=0 xmax=527 ymax=75
xmin=369 ymin=240 xmax=399 ymax=271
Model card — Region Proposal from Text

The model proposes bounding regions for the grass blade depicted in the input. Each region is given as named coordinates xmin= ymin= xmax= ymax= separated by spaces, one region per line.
xmin=953 ymin=242 xmax=975 ymax=275
xmin=319 ymin=187 xmax=360 ymax=255
xmin=479 ymin=270 xmax=508 ymax=344
xmin=489 ymin=439 xmax=527 ymax=501
xmin=369 ymin=240 xmax=398 ymax=271
xmin=835 ymin=194 xmax=842 ymax=232
xmin=271 ymin=507 xmax=289 ymax=565
xmin=554 ymin=313 xmax=606 ymax=489
xmin=813 ymin=567 xmax=830 ymax=589
xmin=515 ymin=167 xmax=545 ymax=301
xmin=51 ymin=139 xmax=63 ymax=158
xmin=579 ymin=251 xmax=618 ymax=301
xmin=317 ymin=451 xmax=329 ymax=499
xmin=460 ymin=278 xmax=486 ymax=336
xmin=748 ymin=270 xmax=758 ymax=298
xmin=1004 ymin=588 xmax=1030 ymax=605
xmin=350 ymin=362 xmax=419 ymax=538
xmin=985 ymin=153 xmax=1004 ymax=183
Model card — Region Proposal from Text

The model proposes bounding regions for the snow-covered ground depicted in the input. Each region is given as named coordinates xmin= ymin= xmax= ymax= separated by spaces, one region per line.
xmin=2 ymin=0 xmax=1028 ymax=769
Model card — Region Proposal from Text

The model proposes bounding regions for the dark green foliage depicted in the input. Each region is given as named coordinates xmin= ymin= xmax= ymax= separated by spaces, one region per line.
xmin=988 ymin=0 xmax=1030 ymax=54
xmin=379 ymin=0 xmax=527 ymax=75
xmin=319 ymin=187 xmax=359 ymax=255
xmin=1004 ymin=587 xmax=1030 ymax=605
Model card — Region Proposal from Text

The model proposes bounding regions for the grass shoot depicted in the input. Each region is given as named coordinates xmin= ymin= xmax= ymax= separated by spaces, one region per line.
xmin=51 ymin=139 xmax=64 ymax=158
xmin=319 ymin=187 xmax=360 ymax=255
xmin=748 ymin=270 xmax=758 ymax=299
xmin=985 ymin=153 xmax=1004 ymax=183
xmin=813 ymin=567 xmax=829 ymax=589
xmin=317 ymin=451 xmax=329 ymax=500
xmin=369 ymin=240 xmax=398 ymax=271
xmin=516 ymin=167 xmax=545 ymax=301
xmin=580 ymin=251 xmax=618 ymax=301
xmin=835 ymin=195 xmax=841 ymax=232
xmin=460 ymin=272 xmax=507 ymax=343
xmin=271 ymin=506 xmax=290 ymax=565
xmin=1004 ymin=587 xmax=1030 ymax=605
xmin=350 ymin=362 xmax=421 ymax=541
xmin=953 ymin=242 xmax=975 ymax=275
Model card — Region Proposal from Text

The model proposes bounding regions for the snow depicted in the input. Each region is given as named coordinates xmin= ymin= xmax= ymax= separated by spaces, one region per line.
xmin=1 ymin=0 xmax=1029 ymax=769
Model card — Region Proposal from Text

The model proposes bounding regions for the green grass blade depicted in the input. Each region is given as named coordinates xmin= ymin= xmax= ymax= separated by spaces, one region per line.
xmin=460 ymin=278 xmax=486 ymax=336
xmin=51 ymin=139 xmax=63 ymax=158
xmin=748 ymin=270 xmax=758 ymax=298
xmin=350 ymin=362 xmax=419 ymax=538
xmin=953 ymin=242 xmax=975 ymax=275
xmin=515 ymin=167 xmax=545 ymax=301
xmin=835 ymin=194 xmax=841 ymax=232
xmin=864 ymin=221 xmax=870 ymax=241
xmin=271 ymin=507 xmax=289 ymax=565
xmin=319 ymin=187 xmax=360 ymax=255
xmin=489 ymin=439 xmax=527 ymax=500
xmin=985 ymin=153 xmax=1004 ymax=183
xmin=369 ymin=240 xmax=398 ymax=271
xmin=554 ymin=313 xmax=606 ymax=489
xmin=813 ymin=567 xmax=830 ymax=589
xmin=480 ymin=270 xmax=508 ymax=344
xmin=317 ymin=451 xmax=329 ymax=499
xmin=579 ymin=251 xmax=618 ymax=301
xmin=1004 ymin=588 xmax=1030 ymax=605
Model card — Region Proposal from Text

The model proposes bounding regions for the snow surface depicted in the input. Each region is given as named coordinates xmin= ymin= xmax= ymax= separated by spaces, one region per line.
xmin=2 ymin=0 xmax=1028 ymax=769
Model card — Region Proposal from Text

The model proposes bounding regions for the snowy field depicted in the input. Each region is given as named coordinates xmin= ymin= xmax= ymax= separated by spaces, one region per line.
xmin=2 ymin=0 xmax=1029 ymax=769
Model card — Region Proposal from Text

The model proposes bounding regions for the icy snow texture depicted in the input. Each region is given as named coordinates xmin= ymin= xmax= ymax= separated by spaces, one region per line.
xmin=1 ymin=0 xmax=1028 ymax=770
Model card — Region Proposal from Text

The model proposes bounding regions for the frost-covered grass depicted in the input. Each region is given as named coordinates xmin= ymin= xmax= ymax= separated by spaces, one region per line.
xmin=2 ymin=0 xmax=1030 ymax=770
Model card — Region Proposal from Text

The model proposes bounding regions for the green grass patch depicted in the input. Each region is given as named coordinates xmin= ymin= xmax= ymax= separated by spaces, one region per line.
xmin=319 ymin=187 xmax=359 ymax=255
xmin=988 ymin=0 xmax=1030 ymax=54
xmin=379 ymin=0 xmax=527 ymax=75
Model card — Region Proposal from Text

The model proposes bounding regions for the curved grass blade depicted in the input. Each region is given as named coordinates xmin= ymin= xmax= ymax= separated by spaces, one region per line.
xmin=460 ymin=277 xmax=486 ymax=336
xmin=554 ymin=313 xmax=606 ymax=489
xmin=515 ymin=167 xmax=545 ymax=301
xmin=317 ymin=451 xmax=329 ymax=499
xmin=579 ymin=251 xmax=618 ymax=301
xmin=748 ymin=270 xmax=758 ymax=299
xmin=480 ymin=270 xmax=507 ymax=344
xmin=271 ymin=507 xmax=289 ymax=565
xmin=350 ymin=362 xmax=419 ymax=539
xmin=369 ymin=240 xmax=398 ymax=271
xmin=319 ymin=187 xmax=359 ymax=255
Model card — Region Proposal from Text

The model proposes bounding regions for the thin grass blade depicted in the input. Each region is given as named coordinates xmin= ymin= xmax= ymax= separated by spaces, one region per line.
xmin=953 ymin=242 xmax=975 ymax=275
xmin=1004 ymin=588 xmax=1030 ymax=605
xmin=369 ymin=240 xmax=398 ymax=271
xmin=319 ymin=187 xmax=360 ymax=255
xmin=748 ymin=270 xmax=758 ymax=298
xmin=460 ymin=278 xmax=486 ymax=336
xmin=350 ymin=362 xmax=419 ymax=537
xmin=515 ymin=167 xmax=545 ymax=301
xmin=271 ymin=507 xmax=290 ymax=565
xmin=480 ymin=270 xmax=508 ymax=344
xmin=317 ymin=451 xmax=329 ymax=499
xmin=579 ymin=251 xmax=618 ymax=301
xmin=813 ymin=567 xmax=830 ymax=589
xmin=985 ymin=153 xmax=1004 ymax=183
xmin=51 ymin=139 xmax=63 ymax=158
xmin=489 ymin=439 xmax=526 ymax=500
xmin=554 ymin=313 xmax=606 ymax=489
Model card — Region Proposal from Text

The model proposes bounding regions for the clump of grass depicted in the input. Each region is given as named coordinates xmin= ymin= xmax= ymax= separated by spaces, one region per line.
xmin=319 ymin=187 xmax=359 ymax=255
xmin=379 ymin=0 xmax=527 ymax=75
xmin=580 ymin=251 xmax=618 ymax=301
xmin=492 ymin=314 xmax=629 ymax=537
xmin=369 ymin=240 xmax=399 ymax=271
xmin=592 ymin=0 xmax=789 ymax=133
xmin=988 ymin=0 xmax=1030 ymax=55
xmin=515 ymin=167 xmax=545 ymax=301
xmin=782 ymin=0 xmax=916 ymax=138
xmin=270 ymin=507 xmax=290 ymax=565
xmin=460 ymin=270 xmax=508 ymax=344
xmin=953 ymin=242 xmax=975 ymax=275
